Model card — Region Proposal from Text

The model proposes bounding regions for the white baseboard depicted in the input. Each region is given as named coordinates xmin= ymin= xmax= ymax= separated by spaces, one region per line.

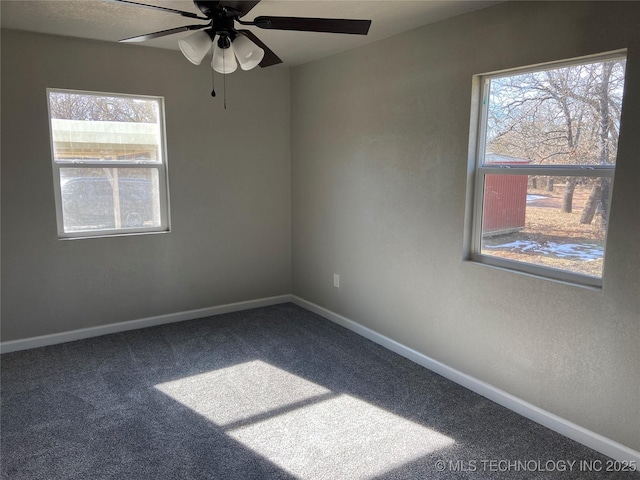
xmin=0 ymin=295 xmax=292 ymax=354
xmin=291 ymin=295 xmax=640 ymax=465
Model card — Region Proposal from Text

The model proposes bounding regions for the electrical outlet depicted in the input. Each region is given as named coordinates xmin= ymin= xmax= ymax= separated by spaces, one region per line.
xmin=333 ymin=274 xmax=340 ymax=288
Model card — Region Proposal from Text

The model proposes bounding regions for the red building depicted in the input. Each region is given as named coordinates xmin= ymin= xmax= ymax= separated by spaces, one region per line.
xmin=482 ymin=154 xmax=529 ymax=236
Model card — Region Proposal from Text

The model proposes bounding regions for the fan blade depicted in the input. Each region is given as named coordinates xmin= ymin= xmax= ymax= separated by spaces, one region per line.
xmin=220 ymin=0 xmax=261 ymax=18
xmin=109 ymin=0 xmax=209 ymax=20
xmin=253 ymin=16 xmax=371 ymax=35
xmin=120 ymin=24 xmax=208 ymax=43
xmin=237 ymin=30 xmax=282 ymax=67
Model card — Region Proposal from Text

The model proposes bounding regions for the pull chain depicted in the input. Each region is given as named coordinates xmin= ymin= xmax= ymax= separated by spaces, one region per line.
xmin=210 ymin=50 xmax=216 ymax=97
xmin=222 ymin=51 xmax=227 ymax=110
xmin=210 ymin=44 xmax=227 ymax=109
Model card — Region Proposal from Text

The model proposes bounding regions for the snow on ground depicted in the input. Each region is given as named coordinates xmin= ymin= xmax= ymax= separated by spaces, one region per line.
xmin=484 ymin=240 xmax=603 ymax=261
xmin=526 ymin=194 xmax=547 ymax=204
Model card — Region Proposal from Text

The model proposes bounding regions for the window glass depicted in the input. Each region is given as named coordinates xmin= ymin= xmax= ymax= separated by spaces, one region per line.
xmin=480 ymin=175 xmax=608 ymax=278
xmin=60 ymin=167 xmax=161 ymax=232
xmin=470 ymin=54 xmax=627 ymax=286
xmin=48 ymin=90 xmax=170 ymax=237
xmin=484 ymin=60 xmax=626 ymax=167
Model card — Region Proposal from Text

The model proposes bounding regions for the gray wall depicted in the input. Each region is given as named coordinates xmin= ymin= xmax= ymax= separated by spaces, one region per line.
xmin=1 ymin=30 xmax=291 ymax=341
xmin=291 ymin=2 xmax=639 ymax=451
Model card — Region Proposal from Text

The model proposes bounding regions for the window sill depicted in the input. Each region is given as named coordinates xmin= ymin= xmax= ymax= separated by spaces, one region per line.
xmin=464 ymin=255 xmax=603 ymax=291
xmin=58 ymin=228 xmax=171 ymax=241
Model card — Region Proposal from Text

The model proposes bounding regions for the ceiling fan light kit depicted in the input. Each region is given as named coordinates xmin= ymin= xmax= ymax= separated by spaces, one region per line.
xmin=211 ymin=35 xmax=238 ymax=74
xmin=178 ymin=30 xmax=214 ymax=65
xmin=179 ymin=30 xmax=264 ymax=72
xmin=232 ymin=34 xmax=265 ymax=71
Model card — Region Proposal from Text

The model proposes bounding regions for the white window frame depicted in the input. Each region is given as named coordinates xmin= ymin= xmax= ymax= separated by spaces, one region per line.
xmin=466 ymin=51 xmax=626 ymax=288
xmin=47 ymin=88 xmax=171 ymax=239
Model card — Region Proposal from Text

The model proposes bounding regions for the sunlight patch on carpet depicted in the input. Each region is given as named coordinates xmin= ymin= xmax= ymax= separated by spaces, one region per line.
xmin=156 ymin=361 xmax=454 ymax=479
xmin=228 ymin=393 xmax=455 ymax=479
xmin=154 ymin=360 xmax=330 ymax=426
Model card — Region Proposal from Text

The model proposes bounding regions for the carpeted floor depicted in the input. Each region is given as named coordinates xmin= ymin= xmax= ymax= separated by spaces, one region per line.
xmin=1 ymin=303 xmax=638 ymax=479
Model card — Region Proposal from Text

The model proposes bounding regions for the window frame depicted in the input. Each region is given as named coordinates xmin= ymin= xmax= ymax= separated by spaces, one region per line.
xmin=467 ymin=51 xmax=627 ymax=288
xmin=47 ymin=88 xmax=171 ymax=239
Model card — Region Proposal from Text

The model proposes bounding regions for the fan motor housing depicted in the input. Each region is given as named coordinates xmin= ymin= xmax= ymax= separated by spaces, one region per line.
xmin=194 ymin=1 xmax=238 ymax=18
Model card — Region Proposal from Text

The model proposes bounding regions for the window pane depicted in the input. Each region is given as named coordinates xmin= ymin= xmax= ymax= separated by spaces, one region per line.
xmin=480 ymin=175 xmax=610 ymax=278
xmin=49 ymin=92 xmax=161 ymax=163
xmin=485 ymin=59 xmax=626 ymax=167
xmin=60 ymin=167 xmax=162 ymax=233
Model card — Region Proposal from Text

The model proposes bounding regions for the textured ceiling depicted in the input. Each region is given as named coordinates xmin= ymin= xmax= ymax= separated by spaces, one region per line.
xmin=0 ymin=0 xmax=499 ymax=66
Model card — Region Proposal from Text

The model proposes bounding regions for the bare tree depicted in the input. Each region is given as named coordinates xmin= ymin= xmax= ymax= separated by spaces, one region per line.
xmin=49 ymin=92 xmax=158 ymax=123
xmin=579 ymin=61 xmax=618 ymax=226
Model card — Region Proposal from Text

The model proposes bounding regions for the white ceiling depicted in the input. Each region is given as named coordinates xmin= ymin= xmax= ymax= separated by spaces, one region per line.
xmin=0 ymin=0 xmax=499 ymax=66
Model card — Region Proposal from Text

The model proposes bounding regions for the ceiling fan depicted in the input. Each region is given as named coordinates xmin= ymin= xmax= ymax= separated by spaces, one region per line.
xmin=111 ymin=0 xmax=372 ymax=74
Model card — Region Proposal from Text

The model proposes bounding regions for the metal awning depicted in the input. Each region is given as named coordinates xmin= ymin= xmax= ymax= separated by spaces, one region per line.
xmin=51 ymin=119 xmax=159 ymax=159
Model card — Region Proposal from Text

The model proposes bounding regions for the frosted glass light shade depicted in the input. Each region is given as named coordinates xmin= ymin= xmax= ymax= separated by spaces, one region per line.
xmin=212 ymin=38 xmax=238 ymax=74
xmin=232 ymin=35 xmax=265 ymax=71
xmin=179 ymin=31 xmax=213 ymax=65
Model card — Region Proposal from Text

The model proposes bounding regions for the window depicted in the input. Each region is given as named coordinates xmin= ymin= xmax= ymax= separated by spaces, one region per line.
xmin=468 ymin=52 xmax=627 ymax=287
xmin=47 ymin=89 xmax=170 ymax=238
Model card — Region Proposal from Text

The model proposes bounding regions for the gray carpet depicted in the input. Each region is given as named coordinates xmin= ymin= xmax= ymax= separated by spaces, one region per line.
xmin=1 ymin=303 xmax=638 ymax=479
